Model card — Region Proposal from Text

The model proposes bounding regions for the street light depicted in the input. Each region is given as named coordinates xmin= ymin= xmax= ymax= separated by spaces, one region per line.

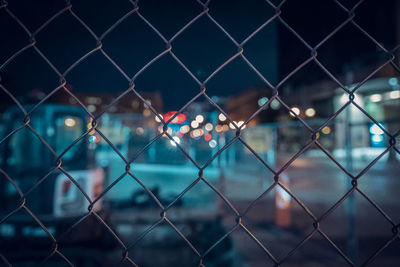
xmin=209 ymin=139 xmax=217 ymax=148
xmin=170 ymin=136 xmax=181 ymax=147
xmin=191 ymin=120 xmax=199 ymax=128
xmin=154 ymin=114 xmax=163 ymax=122
xmin=195 ymin=114 xmax=204 ymax=123
xmin=289 ymin=107 xmax=300 ymax=117
xmin=180 ymin=125 xmax=190 ymax=134
xmin=369 ymin=94 xmax=382 ymax=102
xmin=321 ymin=126 xmax=331 ymax=135
xmin=229 ymin=121 xmax=237 ymax=129
xmin=136 ymin=127 xmax=144 ymax=135
xmin=205 ymin=123 xmax=213 ymax=131
xmin=218 ymin=113 xmax=227 ymax=121
xmin=64 ymin=118 xmax=76 ymax=127
xmin=305 ymin=108 xmax=316 ymax=117
xmin=191 ymin=129 xmax=204 ymax=138
xmin=143 ymin=109 xmax=151 ymax=117
xmin=389 ymin=77 xmax=398 ymax=87
xmin=270 ymin=99 xmax=280 ymax=110
xmin=258 ymin=97 xmax=268 ymax=107
xmin=389 ymin=90 xmax=400 ymax=99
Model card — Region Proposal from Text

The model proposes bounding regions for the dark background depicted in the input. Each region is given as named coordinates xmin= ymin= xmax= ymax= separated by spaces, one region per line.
xmin=0 ymin=0 xmax=397 ymax=110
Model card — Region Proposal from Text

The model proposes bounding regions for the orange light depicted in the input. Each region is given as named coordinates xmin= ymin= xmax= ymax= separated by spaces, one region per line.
xmin=191 ymin=129 xmax=204 ymax=138
xmin=322 ymin=126 xmax=331 ymax=135
xmin=143 ymin=109 xmax=151 ymax=117
xmin=87 ymin=118 xmax=95 ymax=135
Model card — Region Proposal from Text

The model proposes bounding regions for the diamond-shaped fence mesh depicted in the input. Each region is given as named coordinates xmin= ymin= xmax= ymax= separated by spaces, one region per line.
xmin=0 ymin=0 xmax=399 ymax=266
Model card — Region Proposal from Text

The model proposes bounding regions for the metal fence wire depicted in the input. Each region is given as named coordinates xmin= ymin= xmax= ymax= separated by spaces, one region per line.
xmin=0 ymin=0 xmax=400 ymax=266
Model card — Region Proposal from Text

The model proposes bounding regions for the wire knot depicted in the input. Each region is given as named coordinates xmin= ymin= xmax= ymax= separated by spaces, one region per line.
xmin=389 ymin=137 xmax=396 ymax=146
xmin=160 ymin=210 xmax=166 ymax=219
xmin=23 ymin=115 xmax=31 ymax=125
xmin=18 ymin=197 xmax=26 ymax=208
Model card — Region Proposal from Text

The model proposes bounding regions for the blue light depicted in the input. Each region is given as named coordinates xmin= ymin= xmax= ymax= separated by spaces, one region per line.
xmin=209 ymin=139 xmax=217 ymax=148
xmin=89 ymin=135 xmax=96 ymax=143
xmin=369 ymin=123 xmax=384 ymax=135
xmin=258 ymin=97 xmax=269 ymax=107
xmin=389 ymin=77 xmax=398 ymax=87
xmin=372 ymin=135 xmax=383 ymax=143
xmin=369 ymin=123 xmax=385 ymax=147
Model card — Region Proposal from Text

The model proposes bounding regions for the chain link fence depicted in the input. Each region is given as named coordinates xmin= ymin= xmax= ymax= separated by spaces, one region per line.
xmin=0 ymin=0 xmax=399 ymax=266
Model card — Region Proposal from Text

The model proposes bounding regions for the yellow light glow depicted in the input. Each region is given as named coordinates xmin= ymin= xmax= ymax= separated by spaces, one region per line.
xmin=191 ymin=120 xmax=199 ymax=128
xmin=167 ymin=127 xmax=172 ymax=135
xmin=218 ymin=113 xmax=227 ymax=121
xmin=180 ymin=125 xmax=190 ymax=134
xmin=172 ymin=116 xmax=179 ymax=123
xmin=191 ymin=129 xmax=204 ymax=138
xmin=289 ymin=107 xmax=300 ymax=117
xmin=205 ymin=123 xmax=213 ymax=131
xmin=143 ymin=109 xmax=151 ymax=117
xmin=64 ymin=118 xmax=76 ymax=128
xmin=305 ymin=108 xmax=316 ymax=117
xmin=321 ymin=126 xmax=331 ymax=135
xmin=195 ymin=114 xmax=204 ymax=123
xmin=136 ymin=127 xmax=144 ymax=135
xmin=237 ymin=120 xmax=246 ymax=129
xmin=87 ymin=118 xmax=95 ymax=135
xmin=155 ymin=114 xmax=163 ymax=122
xmin=160 ymin=126 xmax=172 ymax=137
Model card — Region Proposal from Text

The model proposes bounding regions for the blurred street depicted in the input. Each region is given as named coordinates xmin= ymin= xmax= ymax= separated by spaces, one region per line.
xmin=217 ymin=153 xmax=400 ymax=266
xmin=99 ymin=147 xmax=400 ymax=266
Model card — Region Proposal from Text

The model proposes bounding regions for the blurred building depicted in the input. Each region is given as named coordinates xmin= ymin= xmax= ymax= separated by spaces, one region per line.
xmin=66 ymin=91 xmax=163 ymax=114
xmin=225 ymin=87 xmax=277 ymax=125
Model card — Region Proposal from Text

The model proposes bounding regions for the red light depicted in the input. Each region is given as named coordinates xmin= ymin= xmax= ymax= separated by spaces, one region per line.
xmin=163 ymin=111 xmax=187 ymax=124
xmin=204 ymin=133 xmax=212 ymax=141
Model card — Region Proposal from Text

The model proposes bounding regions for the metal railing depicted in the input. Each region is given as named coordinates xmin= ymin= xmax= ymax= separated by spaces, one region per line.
xmin=0 ymin=0 xmax=399 ymax=266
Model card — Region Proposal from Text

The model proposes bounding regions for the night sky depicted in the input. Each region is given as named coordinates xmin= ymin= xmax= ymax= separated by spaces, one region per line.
xmin=0 ymin=0 xmax=397 ymax=110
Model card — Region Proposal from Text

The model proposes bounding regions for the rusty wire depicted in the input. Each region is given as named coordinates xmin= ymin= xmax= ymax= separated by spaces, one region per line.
xmin=0 ymin=0 xmax=399 ymax=266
